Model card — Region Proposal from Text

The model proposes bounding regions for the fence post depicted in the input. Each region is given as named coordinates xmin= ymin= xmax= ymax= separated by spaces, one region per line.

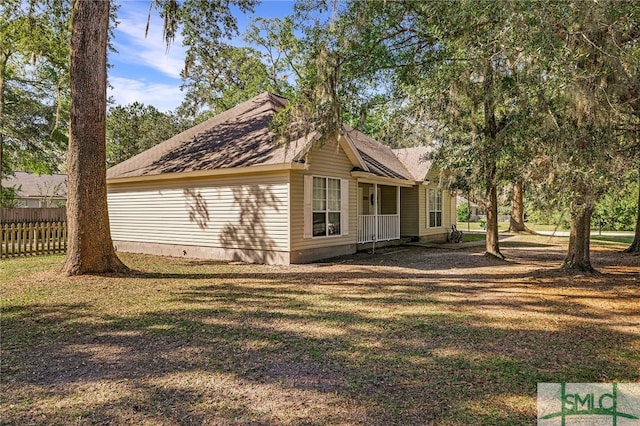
xmin=23 ymin=222 xmax=28 ymax=255
xmin=15 ymin=223 xmax=20 ymax=256
xmin=52 ymin=222 xmax=57 ymax=254
xmin=46 ymin=222 xmax=51 ymax=254
xmin=53 ymin=222 xmax=58 ymax=253
xmin=2 ymin=223 xmax=7 ymax=258
xmin=63 ymin=221 xmax=67 ymax=251
xmin=10 ymin=223 xmax=15 ymax=257
xmin=55 ymin=222 xmax=61 ymax=253
xmin=35 ymin=222 xmax=40 ymax=256
xmin=27 ymin=223 xmax=32 ymax=255
xmin=4 ymin=223 xmax=9 ymax=258
xmin=18 ymin=223 xmax=24 ymax=256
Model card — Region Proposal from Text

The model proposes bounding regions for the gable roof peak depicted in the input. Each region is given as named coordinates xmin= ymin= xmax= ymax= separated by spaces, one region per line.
xmin=392 ymin=146 xmax=435 ymax=181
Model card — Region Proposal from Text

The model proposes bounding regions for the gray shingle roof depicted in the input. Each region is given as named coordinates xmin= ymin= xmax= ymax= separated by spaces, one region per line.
xmin=344 ymin=127 xmax=414 ymax=180
xmin=392 ymin=146 xmax=435 ymax=181
xmin=1 ymin=171 xmax=67 ymax=198
xmin=107 ymin=93 xmax=308 ymax=180
xmin=107 ymin=92 xmax=429 ymax=183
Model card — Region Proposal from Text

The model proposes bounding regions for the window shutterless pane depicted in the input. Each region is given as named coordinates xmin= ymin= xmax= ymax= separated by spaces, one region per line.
xmin=328 ymin=178 xmax=341 ymax=211
xmin=328 ymin=212 xmax=341 ymax=235
xmin=428 ymin=189 xmax=443 ymax=228
xmin=313 ymin=212 xmax=326 ymax=237
xmin=313 ymin=177 xmax=326 ymax=211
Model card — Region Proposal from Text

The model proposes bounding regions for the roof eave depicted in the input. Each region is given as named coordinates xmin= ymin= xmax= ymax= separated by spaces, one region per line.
xmin=339 ymin=132 xmax=369 ymax=172
xmin=351 ymin=171 xmax=416 ymax=187
xmin=107 ymin=162 xmax=305 ymax=185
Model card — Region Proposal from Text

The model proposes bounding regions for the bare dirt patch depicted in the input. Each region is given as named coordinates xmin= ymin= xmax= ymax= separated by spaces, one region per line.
xmin=1 ymin=236 xmax=638 ymax=425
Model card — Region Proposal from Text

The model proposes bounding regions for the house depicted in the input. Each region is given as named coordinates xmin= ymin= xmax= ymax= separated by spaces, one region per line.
xmin=1 ymin=171 xmax=67 ymax=208
xmin=106 ymin=93 xmax=456 ymax=264
xmin=456 ymin=195 xmax=486 ymax=220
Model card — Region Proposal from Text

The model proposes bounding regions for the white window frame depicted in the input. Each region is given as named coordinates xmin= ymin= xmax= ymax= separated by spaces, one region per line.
xmin=304 ymin=175 xmax=349 ymax=239
xmin=312 ymin=176 xmax=342 ymax=238
xmin=428 ymin=188 xmax=443 ymax=228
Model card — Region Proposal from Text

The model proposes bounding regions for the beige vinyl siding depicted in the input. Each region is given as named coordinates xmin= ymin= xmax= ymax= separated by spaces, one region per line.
xmin=419 ymin=192 xmax=454 ymax=238
xmin=108 ymin=171 xmax=290 ymax=253
xmin=421 ymin=185 xmax=445 ymax=236
xmin=290 ymin=138 xmax=357 ymax=252
xmin=414 ymin=167 xmax=454 ymax=238
xmin=379 ymin=185 xmax=398 ymax=214
xmin=400 ymin=186 xmax=419 ymax=236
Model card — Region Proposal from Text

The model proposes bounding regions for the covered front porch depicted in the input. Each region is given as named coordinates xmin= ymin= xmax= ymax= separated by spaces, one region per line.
xmin=357 ymin=182 xmax=401 ymax=243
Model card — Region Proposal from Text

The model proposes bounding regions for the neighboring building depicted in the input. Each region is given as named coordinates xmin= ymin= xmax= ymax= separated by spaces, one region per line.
xmin=456 ymin=195 xmax=486 ymax=219
xmin=106 ymin=93 xmax=456 ymax=265
xmin=1 ymin=171 xmax=67 ymax=208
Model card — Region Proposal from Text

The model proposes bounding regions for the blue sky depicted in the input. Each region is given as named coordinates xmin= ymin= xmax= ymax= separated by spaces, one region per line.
xmin=108 ymin=0 xmax=296 ymax=112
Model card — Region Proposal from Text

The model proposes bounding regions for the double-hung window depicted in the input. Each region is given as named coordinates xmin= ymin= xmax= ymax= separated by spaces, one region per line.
xmin=428 ymin=188 xmax=442 ymax=228
xmin=312 ymin=177 xmax=341 ymax=237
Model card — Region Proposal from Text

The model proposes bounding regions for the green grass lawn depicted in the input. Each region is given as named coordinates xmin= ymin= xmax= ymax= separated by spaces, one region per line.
xmin=458 ymin=221 xmax=561 ymax=232
xmin=591 ymin=234 xmax=634 ymax=245
xmin=457 ymin=222 xmax=511 ymax=232
xmin=456 ymin=231 xmax=634 ymax=246
xmin=458 ymin=221 xmax=635 ymax=236
xmin=1 ymin=240 xmax=638 ymax=425
xmin=460 ymin=232 xmax=487 ymax=242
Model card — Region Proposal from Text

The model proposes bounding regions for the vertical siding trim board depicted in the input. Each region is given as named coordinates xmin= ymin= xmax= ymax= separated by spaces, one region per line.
xmin=341 ymin=178 xmax=349 ymax=235
xmin=286 ymin=172 xmax=292 ymax=253
xmin=303 ymin=175 xmax=312 ymax=238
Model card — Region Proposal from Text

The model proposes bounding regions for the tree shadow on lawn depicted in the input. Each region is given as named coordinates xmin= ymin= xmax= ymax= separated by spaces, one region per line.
xmin=127 ymin=248 xmax=640 ymax=303
xmin=2 ymin=253 xmax=639 ymax=425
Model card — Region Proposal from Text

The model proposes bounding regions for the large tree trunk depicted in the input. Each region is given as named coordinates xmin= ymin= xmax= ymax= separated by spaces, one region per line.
xmin=485 ymin=178 xmax=504 ymax=259
xmin=62 ymin=0 xmax=127 ymax=275
xmin=562 ymin=201 xmax=595 ymax=272
xmin=482 ymin=61 xmax=504 ymax=259
xmin=624 ymin=171 xmax=640 ymax=253
xmin=508 ymin=178 xmax=529 ymax=233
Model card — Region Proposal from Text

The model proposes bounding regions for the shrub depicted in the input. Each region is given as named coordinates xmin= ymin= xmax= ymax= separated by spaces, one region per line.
xmin=457 ymin=203 xmax=472 ymax=222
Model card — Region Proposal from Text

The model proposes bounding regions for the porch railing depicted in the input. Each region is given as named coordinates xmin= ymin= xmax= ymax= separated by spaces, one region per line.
xmin=357 ymin=214 xmax=400 ymax=243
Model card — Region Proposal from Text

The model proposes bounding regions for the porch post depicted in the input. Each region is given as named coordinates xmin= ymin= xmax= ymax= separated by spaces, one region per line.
xmin=396 ymin=185 xmax=401 ymax=239
xmin=374 ymin=183 xmax=378 ymax=241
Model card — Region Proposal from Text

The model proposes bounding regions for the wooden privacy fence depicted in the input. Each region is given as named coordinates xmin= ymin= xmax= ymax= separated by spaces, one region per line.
xmin=1 ymin=222 xmax=67 ymax=258
xmin=0 ymin=207 xmax=66 ymax=224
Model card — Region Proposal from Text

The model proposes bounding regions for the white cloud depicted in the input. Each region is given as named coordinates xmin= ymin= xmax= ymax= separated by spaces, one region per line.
xmin=113 ymin=4 xmax=187 ymax=79
xmin=108 ymin=76 xmax=184 ymax=112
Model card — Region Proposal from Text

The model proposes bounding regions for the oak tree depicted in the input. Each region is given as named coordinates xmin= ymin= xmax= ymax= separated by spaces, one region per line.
xmin=63 ymin=0 xmax=125 ymax=275
xmin=63 ymin=0 xmax=256 ymax=274
xmin=0 ymin=0 xmax=70 ymax=178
